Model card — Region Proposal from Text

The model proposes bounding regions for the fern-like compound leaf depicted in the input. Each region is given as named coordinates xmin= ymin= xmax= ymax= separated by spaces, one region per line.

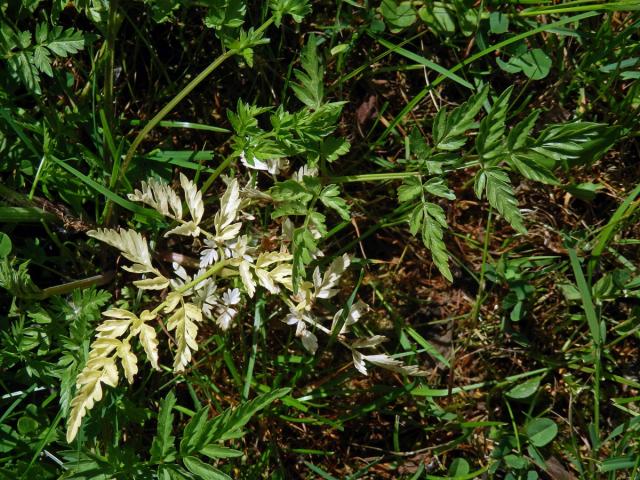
xmin=66 ymin=356 xmax=119 ymax=443
xmin=475 ymin=167 xmax=526 ymax=234
xmin=167 ymin=302 xmax=202 ymax=372
xmin=476 ymin=86 xmax=512 ymax=160
xmin=421 ymin=202 xmax=453 ymax=282
xmin=433 ymin=85 xmax=488 ymax=151
xmin=87 ymin=228 xmax=155 ymax=273
xmin=180 ymin=173 xmax=204 ymax=226
xmin=133 ymin=310 xmax=160 ymax=370
xmin=128 ymin=177 xmax=183 ymax=220
xmin=213 ymin=178 xmax=241 ymax=243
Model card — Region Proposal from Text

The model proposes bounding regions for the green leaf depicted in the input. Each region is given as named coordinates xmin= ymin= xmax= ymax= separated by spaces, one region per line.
xmin=150 ymin=391 xmax=177 ymax=462
xmin=270 ymin=180 xmax=314 ymax=204
xmin=526 ymin=418 xmax=558 ymax=447
xmin=421 ymin=203 xmax=453 ymax=282
xmin=507 ymin=110 xmax=539 ymax=151
xmin=291 ymin=34 xmax=323 ymax=110
xmin=397 ymin=176 xmax=423 ymax=203
xmin=418 ymin=5 xmax=455 ymax=34
xmin=205 ymin=388 xmax=291 ymax=443
xmin=509 ymin=153 xmax=559 ymax=185
xmin=183 ymin=456 xmax=231 ymax=480
xmin=533 ymin=122 xmax=619 ymax=168
xmin=476 ymin=87 xmax=513 ymax=160
xmin=8 ymin=53 xmax=41 ymax=94
xmin=380 ymin=0 xmax=417 ymax=32
xmin=489 ymin=12 xmax=509 ymax=34
xmin=476 ymin=167 xmax=526 ymax=234
xmin=320 ymin=136 xmax=350 ymax=162
xmin=499 ymin=48 xmax=552 ymax=80
xmin=423 ymin=177 xmax=455 ymax=200
xmin=33 ymin=45 xmax=52 ymax=76
xmin=319 ymin=185 xmax=350 ymax=220
xmin=0 ymin=233 xmax=11 ymax=258
xmin=506 ymin=375 xmax=543 ymax=400
xmin=180 ymin=407 xmax=210 ymax=456
xmin=270 ymin=0 xmax=311 ymax=26
xmin=409 ymin=204 xmax=423 ymax=236
xmin=600 ymin=456 xmax=639 ymax=473
xmin=433 ymin=85 xmax=489 ymax=151
xmin=199 ymin=445 xmax=243 ymax=459
xmin=205 ymin=0 xmax=246 ymax=30
xmin=448 ymin=457 xmax=470 ymax=477
xmin=45 ymin=26 xmax=85 ymax=57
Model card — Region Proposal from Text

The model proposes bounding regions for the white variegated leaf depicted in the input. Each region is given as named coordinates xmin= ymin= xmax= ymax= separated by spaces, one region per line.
xmin=300 ymin=329 xmax=318 ymax=354
xmin=351 ymin=335 xmax=387 ymax=349
xmin=164 ymin=221 xmax=201 ymax=238
xmin=352 ymin=350 xmax=367 ymax=375
xmin=180 ymin=173 xmax=204 ymax=225
xmin=133 ymin=275 xmax=170 ymax=290
xmin=239 ymin=261 xmax=256 ymax=297
xmin=117 ymin=341 xmax=138 ymax=384
xmin=167 ymin=303 xmax=202 ymax=372
xmin=128 ymin=177 xmax=183 ymax=219
xmin=87 ymin=228 xmax=155 ymax=273
xmin=66 ymin=357 xmax=119 ymax=443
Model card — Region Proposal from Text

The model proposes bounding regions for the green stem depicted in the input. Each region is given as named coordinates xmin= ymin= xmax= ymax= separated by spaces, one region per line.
xmin=326 ymin=171 xmax=421 ymax=184
xmin=39 ymin=272 xmax=116 ymax=299
xmin=103 ymin=0 xmax=118 ymax=168
xmin=202 ymin=155 xmax=234 ymax=194
xmin=116 ymin=15 xmax=275 ymax=189
xmin=117 ymin=48 xmax=236 ymax=188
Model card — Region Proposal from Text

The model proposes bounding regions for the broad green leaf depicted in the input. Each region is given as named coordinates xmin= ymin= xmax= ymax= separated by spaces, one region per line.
xmin=183 ymin=456 xmax=231 ymax=480
xmin=380 ymin=0 xmax=417 ymax=31
xmin=205 ymin=388 xmax=291 ymax=443
xmin=150 ymin=391 xmax=177 ymax=462
xmin=448 ymin=457 xmax=470 ymax=477
xmin=291 ymin=34 xmax=323 ymax=110
xmin=397 ymin=176 xmax=423 ymax=202
xmin=421 ymin=203 xmax=453 ymax=282
xmin=477 ymin=167 xmax=526 ymax=234
xmin=500 ymin=48 xmax=552 ymax=80
xmin=526 ymin=417 xmax=558 ymax=447
xmin=506 ymin=375 xmax=543 ymax=400
xmin=507 ymin=110 xmax=540 ymax=151
xmin=433 ymin=85 xmax=489 ymax=151
xmin=509 ymin=153 xmax=559 ymax=185
xmin=418 ymin=5 xmax=455 ymax=34
xmin=489 ymin=12 xmax=509 ymax=34
xmin=199 ymin=445 xmax=243 ymax=459
xmin=319 ymin=185 xmax=350 ymax=220
xmin=180 ymin=407 xmax=210 ymax=456
xmin=476 ymin=87 xmax=513 ymax=160
xmin=424 ymin=177 xmax=455 ymax=200
xmin=0 ymin=233 xmax=11 ymax=257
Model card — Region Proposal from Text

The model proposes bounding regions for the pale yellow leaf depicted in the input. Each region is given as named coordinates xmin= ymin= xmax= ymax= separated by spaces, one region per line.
xmin=133 ymin=275 xmax=170 ymax=290
xmin=180 ymin=173 xmax=204 ymax=225
xmin=117 ymin=341 xmax=138 ymax=384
